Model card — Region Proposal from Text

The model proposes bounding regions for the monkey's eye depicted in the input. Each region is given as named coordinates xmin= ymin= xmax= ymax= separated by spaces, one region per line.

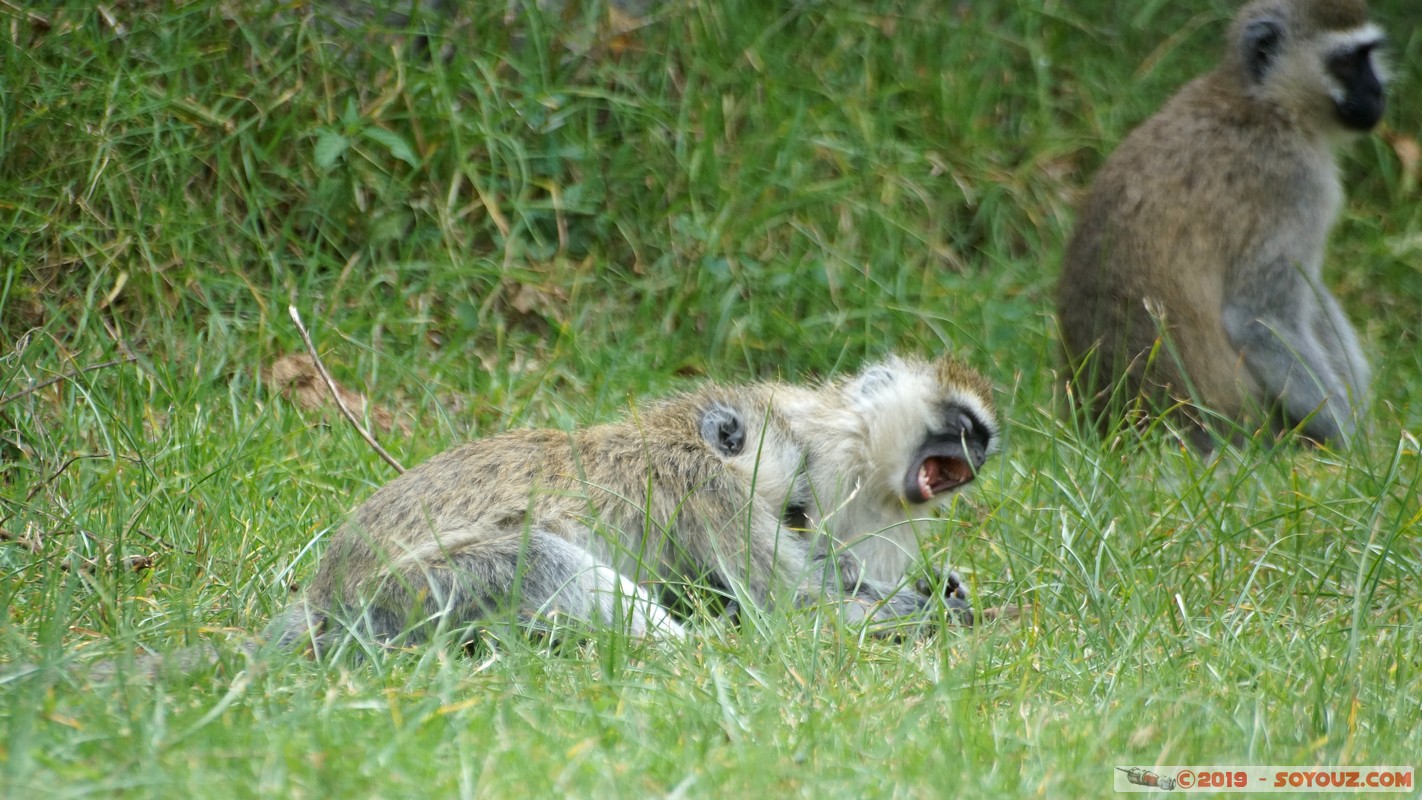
xmin=936 ymin=403 xmax=990 ymax=452
xmin=1327 ymin=44 xmax=1376 ymax=79
xmin=783 ymin=504 xmax=812 ymax=531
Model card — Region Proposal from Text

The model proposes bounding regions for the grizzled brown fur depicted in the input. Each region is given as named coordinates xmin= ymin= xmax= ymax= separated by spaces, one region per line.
xmin=270 ymin=354 xmax=1000 ymax=652
xmin=1058 ymin=0 xmax=1381 ymax=447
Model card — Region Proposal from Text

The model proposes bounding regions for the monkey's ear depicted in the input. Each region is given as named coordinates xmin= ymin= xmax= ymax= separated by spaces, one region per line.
xmin=846 ymin=362 xmax=898 ymax=403
xmin=700 ymin=403 xmax=745 ymax=457
xmin=1242 ymin=16 xmax=1284 ymax=82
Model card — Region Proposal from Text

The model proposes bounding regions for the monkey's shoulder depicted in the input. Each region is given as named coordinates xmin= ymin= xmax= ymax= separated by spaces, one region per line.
xmin=1106 ymin=77 xmax=1314 ymax=176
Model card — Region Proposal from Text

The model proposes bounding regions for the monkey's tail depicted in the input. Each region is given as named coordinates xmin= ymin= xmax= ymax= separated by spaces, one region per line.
xmin=264 ymin=601 xmax=326 ymax=651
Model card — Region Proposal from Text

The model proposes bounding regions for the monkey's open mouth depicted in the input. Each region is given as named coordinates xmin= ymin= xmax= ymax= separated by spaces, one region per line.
xmin=905 ymin=455 xmax=975 ymax=504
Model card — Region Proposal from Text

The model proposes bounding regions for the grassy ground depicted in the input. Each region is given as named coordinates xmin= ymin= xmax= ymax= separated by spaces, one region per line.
xmin=2 ymin=0 xmax=1420 ymax=796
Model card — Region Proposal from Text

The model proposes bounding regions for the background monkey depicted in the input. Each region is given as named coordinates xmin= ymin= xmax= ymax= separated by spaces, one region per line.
xmin=1058 ymin=0 xmax=1386 ymax=447
xmin=270 ymin=353 xmax=1000 ymax=653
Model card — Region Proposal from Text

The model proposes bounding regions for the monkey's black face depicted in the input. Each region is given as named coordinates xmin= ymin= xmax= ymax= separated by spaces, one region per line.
xmin=1329 ymin=43 xmax=1385 ymax=131
xmin=903 ymin=405 xmax=993 ymax=505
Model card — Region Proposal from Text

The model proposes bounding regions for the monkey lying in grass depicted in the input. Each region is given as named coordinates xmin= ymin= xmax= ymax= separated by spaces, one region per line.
xmin=0 ymin=353 xmax=1003 ymax=683
xmin=269 ymin=352 xmax=1002 ymax=654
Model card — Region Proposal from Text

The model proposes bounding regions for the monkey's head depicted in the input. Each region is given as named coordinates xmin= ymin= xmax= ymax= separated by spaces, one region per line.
xmin=842 ymin=354 xmax=1000 ymax=510
xmin=1229 ymin=0 xmax=1386 ymax=135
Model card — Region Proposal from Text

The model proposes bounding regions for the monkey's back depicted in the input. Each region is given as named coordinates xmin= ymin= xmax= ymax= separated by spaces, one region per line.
xmin=302 ymin=389 xmax=784 ymax=612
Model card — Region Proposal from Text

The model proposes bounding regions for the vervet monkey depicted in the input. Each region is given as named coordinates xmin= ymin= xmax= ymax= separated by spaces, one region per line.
xmin=1058 ymin=0 xmax=1385 ymax=447
xmin=269 ymin=353 xmax=1000 ymax=653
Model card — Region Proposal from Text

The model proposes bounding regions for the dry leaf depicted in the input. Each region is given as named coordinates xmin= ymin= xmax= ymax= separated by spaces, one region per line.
xmin=508 ymin=279 xmax=569 ymax=324
xmin=120 ymin=554 xmax=154 ymax=573
xmin=265 ymin=354 xmax=407 ymax=434
xmin=1383 ymin=128 xmax=1419 ymax=194
xmin=0 ymin=524 xmax=43 ymax=554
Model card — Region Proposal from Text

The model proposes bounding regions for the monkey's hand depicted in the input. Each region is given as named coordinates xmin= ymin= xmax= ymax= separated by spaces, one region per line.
xmin=915 ymin=569 xmax=974 ymax=626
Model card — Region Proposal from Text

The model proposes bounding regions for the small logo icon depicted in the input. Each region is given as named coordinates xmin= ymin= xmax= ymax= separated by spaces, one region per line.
xmin=1119 ymin=767 xmax=1177 ymax=791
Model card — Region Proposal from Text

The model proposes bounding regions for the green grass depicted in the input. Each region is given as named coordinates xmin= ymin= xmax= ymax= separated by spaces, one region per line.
xmin=2 ymin=0 xmax=1420 ymax=796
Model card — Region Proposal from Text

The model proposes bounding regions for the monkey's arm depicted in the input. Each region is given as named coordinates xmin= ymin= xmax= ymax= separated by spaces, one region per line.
xmin=1312 ymin=289 xmax=1371 ymax=409
xmin=1222 ymin=257 xmax=1357 ymax=443
xmin=691 ymin=502 xmax=815 ymax=610
xmin=809 ymin=549 xmax=978 ymax=630
xmin=700 ymin=507 xmax=936 ymax=627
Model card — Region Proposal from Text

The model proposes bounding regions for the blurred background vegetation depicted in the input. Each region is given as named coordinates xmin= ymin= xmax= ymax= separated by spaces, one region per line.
xmin=5 ymin=1 xmax=1416 ymax=406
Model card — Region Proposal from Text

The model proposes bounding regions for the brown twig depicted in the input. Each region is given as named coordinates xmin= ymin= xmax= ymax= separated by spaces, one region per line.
xmin=23 ymin=454 xmax=110 ymax=503
xmin=0 ymin=356 xmax=140 ymax=408
xmin=287 ymin=305 xmax=405 ymax=474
